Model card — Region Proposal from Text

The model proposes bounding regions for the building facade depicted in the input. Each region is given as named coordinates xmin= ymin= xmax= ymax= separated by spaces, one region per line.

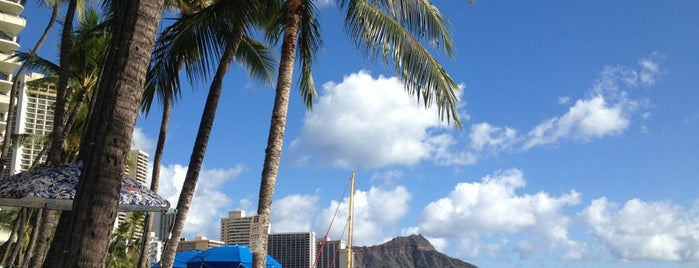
xmin=116 ymin=149 xmax=150 ymax=238
xmin=315 ymin=237 xmax=347 ymax=268
xmin=2 ymin=73 xmax=55 ymax=178
xmin=268 ymin=232 xmax=316 ymax=268
xmin=153 ymin=211 xmax=176 ymax=242
xmin=177 ymin=236 xmax=225 ymax=251
xmin=0 ymin=0 xmax=25 ymax=150
xmin=147 ymin=235 xmax=163 ymax=268
xmin=220 ymin=210 xmax=264 ymax=247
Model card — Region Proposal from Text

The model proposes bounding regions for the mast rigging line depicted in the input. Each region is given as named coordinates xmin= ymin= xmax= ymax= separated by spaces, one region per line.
xmin=312 ymin=175 xmax=352 ymax=268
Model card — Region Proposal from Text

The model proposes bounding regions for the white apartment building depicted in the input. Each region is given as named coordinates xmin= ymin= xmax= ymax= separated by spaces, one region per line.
xmin=147 ymin=234 xmax=163 ymax=268
xmin=117 ymin=149 xmax=150 ymax=238
xmin=6 ymin=73 xmax=55 ymax=175
xmin=0 ymin=0 xmax=25 ymax=144
xmin=268 ymin=232 xmax=317 ymax=268
xmin=316 ymin=237 xmax=347 ymax=268
xmin=154 ymin=211 xmax=176 ymax=242
xmin=220 ymin=210 xmax=264 ymax=248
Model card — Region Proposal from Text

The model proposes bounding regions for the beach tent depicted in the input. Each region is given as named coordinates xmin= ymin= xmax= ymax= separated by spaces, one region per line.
xmin=151 ymin=250 xmax=202 ymax=268
xmin=186 ymin=245 xmax=281 ymax=268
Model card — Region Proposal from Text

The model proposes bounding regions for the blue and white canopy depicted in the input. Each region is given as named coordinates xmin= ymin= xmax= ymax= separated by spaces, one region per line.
xmin=0 ymin=162 xmax=169 ymax=211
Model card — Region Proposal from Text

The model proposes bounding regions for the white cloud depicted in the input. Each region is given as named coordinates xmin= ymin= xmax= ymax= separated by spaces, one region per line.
xmin=271 ymin=194 xmax=319 ymax=233
xmin=523 ymin=95 xmax=631 ymax=149
xmin=315 ymin=0 xmax=335 ymax=7
xmin=315 ymin=185 xmax=412 ymax=246
xmin=157 ymin=164 xmax=245 ymax=239
xmin=558 ymin=96 xmax=571 ymax=104
xmin=639 ymin=52 xmax=663 ymax=85
xmin=469 ymin=122 xmax=518 ymax=153
xmin=520 ymin=55 xmax=665 ymax=150
xmin=465 ymin=55 xmax=662 ymax=154
xmin=581 ymin=197 xmax=699 ymax=262
xmin=415 ymin=169 xmax=583 ymax=260
xmin=132 ymin=127 xmax=155 ymax=153
xmin=289 ymin=70 xmax=465 ymax=169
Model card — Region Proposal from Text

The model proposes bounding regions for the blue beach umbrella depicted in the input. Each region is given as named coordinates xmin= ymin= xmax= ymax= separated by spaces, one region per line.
xmin=0 ymin=162 xmax=170 ymax=211
xmin=186 ymin=245 xmax=282 ymax=268
xmin=151 ymin=250 xmax=202 ymax=268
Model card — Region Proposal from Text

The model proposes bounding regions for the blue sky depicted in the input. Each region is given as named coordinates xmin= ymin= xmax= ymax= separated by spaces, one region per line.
xmin=21 ymin=1 xmax=699 ymax=267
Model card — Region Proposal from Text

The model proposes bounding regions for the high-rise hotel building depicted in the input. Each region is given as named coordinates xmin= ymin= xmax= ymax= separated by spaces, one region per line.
xmin=0 ymin=0 xmax=27 ymax=176
xmin=0 ymin=0 xmax=25 ymax=142
xmin=220 ymin=210 xmax=264 ymax=247
xmin=7 ymin=73 xmax=55 ymax=174
xmin=117 ymin=150 xmax=150 ymax=238
xmin=268 ymin=232 xmax=316 ymax=268
xmin=315 ymin=237 xmax=347 ymax=268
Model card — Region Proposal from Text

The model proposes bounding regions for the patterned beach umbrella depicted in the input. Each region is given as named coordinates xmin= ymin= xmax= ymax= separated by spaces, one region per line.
xmin=0 ymin=162 xmax=169 ymax=211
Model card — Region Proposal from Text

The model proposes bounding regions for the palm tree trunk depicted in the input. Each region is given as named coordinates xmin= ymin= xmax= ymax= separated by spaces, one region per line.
xmin=20 ymin=208 xmax=42 ymax=268
xmin=27 ymin=2 xmax=79 ymax=267
xmin=159 ymin=40 xmax=240 ymax=268
xmin=253 ymin=1 xmax=301 ymax=267
xmin=136 ymin=96 xmax=171 ymax=268
xmin=0 ymin=2 xmax=58 ymax=173
xmin=26 ymin=209 xmax=54 ymax=268
xmin=43 ymin=1 xmax=165 ymax=267
xmin=47 ymin=0 xmax=77 ymax=165
xmin=0 ymin=208 xmax=24 ymax=266
xmin=8 ymin=208 xmax=28 ymax=267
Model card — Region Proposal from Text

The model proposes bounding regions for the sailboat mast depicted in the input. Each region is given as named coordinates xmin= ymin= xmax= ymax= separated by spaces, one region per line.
xmin=347 ymin=172 xmax=355 ymax=268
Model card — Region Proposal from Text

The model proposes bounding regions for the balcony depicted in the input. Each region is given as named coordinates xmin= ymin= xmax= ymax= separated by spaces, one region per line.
xmin=0 ymin=31 xmax=18 ymax=53
xmin=0 ymin=73 xmax=10 ymax=94
xmin=0 ymin=92 xmax=9 ymax=114
xmin=0 ymin=0 xmax=24 ymax=16
xmin=0 ymin=52 xmax=18 ymax=74
xmin=0 ymin=13 xmax=25 ymax=36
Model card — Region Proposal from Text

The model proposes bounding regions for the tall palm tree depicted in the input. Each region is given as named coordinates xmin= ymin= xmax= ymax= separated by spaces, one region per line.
xmin=154 ymin=1 xmax=277 ymax=266
xmin=136 ymin=2 xmax=213 ymax=267
xmin=43 ymin=1 xmax=166 ymax=267
xmin=10 ymin=8 xmax=110 ymax=266
xmin=252 ymin=0 xmax=465 ymax=266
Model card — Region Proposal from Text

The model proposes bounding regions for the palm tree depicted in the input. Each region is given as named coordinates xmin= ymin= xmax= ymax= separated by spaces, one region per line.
xmin=13 ymin=8 xmax=109 ymax=145
xmin=8 ymin=8 xmax=110 ymax=266
xmin=136 ymin=2 xmax=214 ymax=267
xmin=154 ymin=1 xmax=277 ymax=266
xmin=107 ymin=212 xmax=145 ymax=268
xmin=252 ymin=0 xmax=466 ymax=266
xmin=42 ymin=1 xmax=166 ymax=267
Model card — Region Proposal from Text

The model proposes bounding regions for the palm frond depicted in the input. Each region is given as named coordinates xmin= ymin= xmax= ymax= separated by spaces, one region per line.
xmin=12 ymin=52 xmax=59 ymax=75
xmin=142 ymin=0 xmax=266 ymax=114
xmin=343 ymin=0 xmax=461 ymax=127
xmin=296 ymin=0 xmax=323 ymax=108
xmin=369 ymin=0 xmax=454 ymax=55
xmin=236 ymin=36 xmax=277 ymax=86
xmin=25 ymin=76 xmax=59 ymax=89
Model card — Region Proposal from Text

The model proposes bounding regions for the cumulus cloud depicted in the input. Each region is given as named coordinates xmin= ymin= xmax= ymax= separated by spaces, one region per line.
xmin=132 ymin=127 xmax=155 ymax=153
xmin=271 ymin=194 xmax=319 ymax=233
xmin=523 ymin=95 xmax=631 ymax=149
xmin=157 ymin=164 xmax=245 ymax=238
xmin=315 ymin=185 xmax=412 ymax=246
xmin=289 ymin=70 xmax=466 ymax=169
xmin=581 ymin=197 xmax=699 ymax=262
xmin=469 ymin=122 xmax=518 ymax=153
xmin=415 ymin=169 xmax=584 ymax=260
